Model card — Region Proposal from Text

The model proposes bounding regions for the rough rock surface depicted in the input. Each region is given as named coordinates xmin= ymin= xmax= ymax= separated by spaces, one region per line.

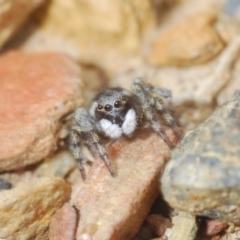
xmin=217 ymin=32 xmax=240 ymax=105
xmin=74 ymin=129 xmax=176 ymax=240
xmin=146 ymin=12 xmax=224 ymax=66
xmin=35 ymin=150 xmax=76 ymax=178
xmin=0 ymin=178 xmax=12 ymax=190
xmin=161 ymin=91 xmax=240 ymax=224
xmin=2 ymin=0 xmax=227 ymax=78
xmin=0 ymin=177 xmax=71 ymax=240
xmin=221 ymin=230 xmax=240 ymax=240
xmin=112 ymin=23 xmax=240 ymax=130
xmin=4 ymin=0 xmax=157 ymax=77
xmin=200 ymin=219 xmax=228 ymax=237
xmin=0 ymin=0 xmax=46 ymax=48
xmin=48 ymin=202 xmax=77 ymax=240
xmin=168 ymin=211 xmax=198 ymax=240
xmin=0 ymin=51 xmax=83 ymax=171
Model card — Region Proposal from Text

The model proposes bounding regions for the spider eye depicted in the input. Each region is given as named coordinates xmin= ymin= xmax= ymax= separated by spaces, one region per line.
xmin=121 ymin=96 xmax=126 ymax=101
xmin=114 ymin=100 xmax=122 ymax=108
xmin=97 ymin=104 xmax=103 ymax=110
xmin=104 ymin=104 xmax=113 ymax=112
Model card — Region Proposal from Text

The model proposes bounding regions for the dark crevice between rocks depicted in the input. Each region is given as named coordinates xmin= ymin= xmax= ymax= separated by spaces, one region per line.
xmin=73 ymin=205 xmax=80 ymax=240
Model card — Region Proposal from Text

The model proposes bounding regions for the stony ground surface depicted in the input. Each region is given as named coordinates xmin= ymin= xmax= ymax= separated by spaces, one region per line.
xmin=48 ymin=202 xmax=77 ymax=240
xmin=162 ymin=92 xmax=240 ymax=215
xmin=0 ymin=177 xmax=71 ymax=240
xmin=161 ymin=92 xmax=240 ymax=239
xmin=0 ymin=0 xmax=240 ymax=240
xmin=0 ymin=51 xmax=83 ymax=171
xmin=74 ymin=130 xmax=175 ymax=240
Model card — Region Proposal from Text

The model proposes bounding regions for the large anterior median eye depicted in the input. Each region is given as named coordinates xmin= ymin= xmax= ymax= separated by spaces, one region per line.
xmin=114 ymin=100 xmax=122 ymax=108
xmin=104 ymin=104 xmax=113 ymax=112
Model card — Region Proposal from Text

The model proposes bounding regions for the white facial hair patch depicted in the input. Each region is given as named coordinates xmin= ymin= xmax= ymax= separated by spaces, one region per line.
xmin=122 ymin=109 xmax=137 ymax=136
xmin=98 ymin=119 xmax=122 ymax=139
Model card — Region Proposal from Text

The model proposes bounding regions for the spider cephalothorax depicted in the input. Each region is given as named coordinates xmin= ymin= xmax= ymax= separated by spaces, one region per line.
xmin=69 ymin=78 xmax=181 ymax=179
xmin=89 ymin=87 xmax=142 ymax=139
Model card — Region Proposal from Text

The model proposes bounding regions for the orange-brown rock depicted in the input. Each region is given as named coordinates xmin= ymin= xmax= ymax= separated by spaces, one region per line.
xmin=200 ymin=219 xmax=228 ymax=237
xmin=49 ymin=202 xmax=77 ymax=240
xmin=146 ymin=12 xmax=224 ymax=66
xmin=0 ymin=177 xmax=71 ymax=240
xmin=74 ymin=129 xmax=175 ymax=240
xmin=0 ymin=51 xmax=83 ymax=171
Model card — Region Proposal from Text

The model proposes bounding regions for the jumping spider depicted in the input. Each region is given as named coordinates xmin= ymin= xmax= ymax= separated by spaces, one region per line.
xmin=69 ymin=78 xmax=181 ymax=179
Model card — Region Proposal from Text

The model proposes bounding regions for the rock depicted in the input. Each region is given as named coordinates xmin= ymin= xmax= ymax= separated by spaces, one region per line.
xmin=161 ymin=91 xmax=240 ymax=224
xmin=146 ymin=214 xmax=172 ymax=237
xmin=4 ymin=0 xmax=157 ymax=77
xmin=35 ymin=150 xmax=76 ymax=178
xmin=200 ymin=219 xmax=228 ymax=237
xmin=74 ymin=129 xmax=175 ymax=240
xmin=0 ymin=179 xmax=12 ymax=191
xmin=0 ymin=51 xmax=83 ymax=172
xmin=112 ymin=27 xmax=240 ymax=130
xmin=146 ymin=12 xmax=224 ymax=66
xmin=80 ymin=65 xmax=109 ymax=106
xmin=217 ymin=50 xmax=240 ymax=105
xmin=0 ymin=0 xmax=46 ymax=48
xmin=149 ymin=0 xmax=178 ymax=22
xmin=48 ymin=202 xmax=77 ymax=240
xmin=67 ymin=167 xmax=86 ymax=204
xmin=212 ymin=236 xmax=221 ymax=240
xmin=215 ymin=15 xmax=240 ymax=44
xmin=132 ymin=225 xmax=155 ymax=240
xmin=0 ymin=177 xmax=71 ymax=240
xmin=222 ymin=0 xmax=240 ymax=21
xmin=221 ymin=230 xmax=240 ymax=240
xmin=168 ymin=211 xmax=198 ymax=240
xmin=215 ymin=15 xmax=240 ymax=106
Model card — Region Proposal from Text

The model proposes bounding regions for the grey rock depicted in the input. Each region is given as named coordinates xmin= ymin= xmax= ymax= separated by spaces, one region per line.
xmin=0 ymin=179 xmax=12 ymax=191
xmin=161 ymin=91 xmax=240 ymax=223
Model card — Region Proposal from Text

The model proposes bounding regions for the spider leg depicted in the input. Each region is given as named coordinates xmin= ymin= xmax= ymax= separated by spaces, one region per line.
xmin=146 ymin=86 xmax=172 ymax=102
xmin=86 ymin=130 xmax=115 ymax=177
xmin=133 ymin=77 xmax=172 ymax=101
xmin=69 ymin=108 xmax=115 ymax=179
xmin=152 ymin=96 xmax=182 ymax=139
xmin=69 ymin=130 xmax=88 ymax=180
xmin=144 ymin=107 xmax=175 ymax=149
xmin=131 ymin=79 xmax=175 ymax=149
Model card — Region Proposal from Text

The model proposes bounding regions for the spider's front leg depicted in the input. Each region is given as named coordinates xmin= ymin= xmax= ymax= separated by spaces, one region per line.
xmin=131 ymin=80 xmax=175 ymax=149
xmin=69 ymin=108 xmax=115 ymax=180
xmin=69 ymin=130 xmax=88 ymax=179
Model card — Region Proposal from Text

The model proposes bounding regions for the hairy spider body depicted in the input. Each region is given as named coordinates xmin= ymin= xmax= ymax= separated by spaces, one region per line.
xmin=69 ymin=78 xmax=181 ymax=179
